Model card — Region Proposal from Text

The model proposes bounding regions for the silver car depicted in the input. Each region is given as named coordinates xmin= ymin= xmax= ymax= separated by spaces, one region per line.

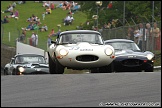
xmin=4 ymin=54 xmax=49 ymax=75
xmin=48 ymin=30 xmax=115 ymax=74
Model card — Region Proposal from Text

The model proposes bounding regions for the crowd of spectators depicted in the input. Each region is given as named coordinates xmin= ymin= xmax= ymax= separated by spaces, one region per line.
xmin=1 ymin=1 xmax=20 ymax=24
xmin=126 ymin=22 xmax=161 ymax=51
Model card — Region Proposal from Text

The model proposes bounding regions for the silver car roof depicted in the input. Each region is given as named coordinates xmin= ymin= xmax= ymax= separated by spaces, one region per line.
xmin=104 ymin=39 xmax=134 ymax=43
xmin=60 ymin=30 xmax=101 ymax=35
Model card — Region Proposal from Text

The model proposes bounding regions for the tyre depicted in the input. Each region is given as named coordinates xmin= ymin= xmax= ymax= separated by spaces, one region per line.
xmin=145 ymin=66 xmax=154 ymax=72
xmin=12 ymin=69 xmax=17 ymax=75
xmin=90 ymin=68 xmax=99 ymax=73
xmin=48 ymin=52 xmax=56 ymax=74
xmin=4 ymin=68 xmax=8 ymax=75
xmin=99 ymin=62 xmax=114 ymax=73
xmin=55 ymin=59 xmax=64 ymax=74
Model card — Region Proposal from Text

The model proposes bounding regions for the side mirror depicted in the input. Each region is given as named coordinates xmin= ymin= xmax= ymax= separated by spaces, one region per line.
xmin=11 ymin=58 xmax=15 ymax=60
xmin=51 ymin=40 xmax=56 ymax=44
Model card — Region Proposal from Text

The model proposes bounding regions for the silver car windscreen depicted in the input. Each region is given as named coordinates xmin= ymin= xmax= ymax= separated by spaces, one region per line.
xmin=106 ymin=42 xmax=140 ymax=51
xmin=59 ymin=34 xmax=103 ymax=44
xmin=15 ymin=56 xmax=46 ymax=64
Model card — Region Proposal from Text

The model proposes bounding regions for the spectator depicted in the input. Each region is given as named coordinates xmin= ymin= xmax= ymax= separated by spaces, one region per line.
xmin=133 ymin=26 xmax=140 ymax=44
xmin=14 ymin=10 xmax=19 ymax=18
xmin=50 ymin=3 xmax=55 ymax=10
xmin=64 ymin=14 xmax=71 ymax=25
xmin=18 ymin=1 xmax=26 ymax=4
xmin=43 ymin=2 xmax=50 ymax=7
xmin=1 ymin=16 xmax=9 ymax=24
xmin=62 ymin=1 xmax=67 ymax=10
xmin=22 ymin=23 xmax=33 ymax=31
xmin=47 ymin=35 xmax=52 ymax=47
xmin=127 ymin=27 xmax=134 ymax=41
xmin=12 ymin=1 xmax=16 ymax=8
xmin=35 ymin=33 xmax=38 ymax=47
xmin=48 ymin=29 xmax=55 ymax=36
xmin=26 ymin=17 xmax=32 ymax=22
xmin=42 ymin=12 xmax=45 ymax=20
xmin=32 ymin=23 xmax=39 ymax=30
xmin=10 ymin=9 xmax=19 ymax=19
xmin=69 ymin=15 xmax=74 ymax=24
xmin=55 ymin=29 xmax=61 ymax=38
xmin=19 ymin=31 xmax=26 ymax=43
xmin=138 ymin=23 xmax=146 ymax=50
xmin=145 ymin=23 xmax=152 ymax=50
xmin=150 ymin=22 xmax=161 ymax=50
xmin=31 ymin=32 xmax=38 ymax=47
xmin=56 ymin=2 xmax=63 ymax=8
xmin=71 ymin=4 xmax=80 ymax=14
xmin=4 ymin=5 xmax=13 ymax=13
xmin=107 ymin=22 xmax=111 ymax=29
xmin=31 ymin=32 xmax=36 ymax=47
xmin=45 ymin=7 xmax=52 ymax=14
xmin=40 ymin=24 xmax=48 ymax=32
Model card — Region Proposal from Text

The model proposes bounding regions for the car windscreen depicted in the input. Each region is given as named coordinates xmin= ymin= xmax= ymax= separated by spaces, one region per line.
xmin=105 ymin=41 xmax=141 ymax=51
xmin=15 ymin=56 xmax=46 ymax=64
xmin=59 ymin=33 xmax=103 ymax=44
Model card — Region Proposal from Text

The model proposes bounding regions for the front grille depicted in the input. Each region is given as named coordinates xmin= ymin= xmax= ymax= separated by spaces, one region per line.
xmin=76 ymin=55 xmax=98 ymax=62
xmin=121 ymin=59 xmax=143 ymax=66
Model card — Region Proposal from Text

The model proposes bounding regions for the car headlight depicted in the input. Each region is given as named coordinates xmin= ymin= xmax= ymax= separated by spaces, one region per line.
xmin=19 ymin=67 xmax=25 ymax=72
xmin=59 ymin=48 xmax=68 ymax=56
xmin=147 ymin=54 xmax=153 ymax=60
xmin=105 ymin=47 xmax=113 ymax=56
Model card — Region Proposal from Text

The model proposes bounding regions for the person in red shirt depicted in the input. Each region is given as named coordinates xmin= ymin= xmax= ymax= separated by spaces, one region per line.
xmin=50 ymin=3 xmax=55 ymax=10
xmin=48 ymin=29 xmax=55 ymax=36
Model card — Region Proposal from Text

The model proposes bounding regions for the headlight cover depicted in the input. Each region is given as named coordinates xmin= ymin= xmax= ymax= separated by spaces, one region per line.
xmin=147 ymin=54 xmax=153 ymax=60
xmin=19 ymin=67 xmax=25 ymax=72
xmin=59 ymin=48 xmax=68 ymax=56
xmin=105 ymin=47 xmax=113 ymax=56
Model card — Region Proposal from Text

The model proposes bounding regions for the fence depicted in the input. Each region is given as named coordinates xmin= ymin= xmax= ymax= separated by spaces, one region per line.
xmin=101 ymin=22 xmax=161 ymax=53
xmin=1 ymin=24 xmax=20 ymax=47
xmin=1 ymin=21 xmax=161 ymax=56
xmin=1 ymin=23 xmax=48 ymax=51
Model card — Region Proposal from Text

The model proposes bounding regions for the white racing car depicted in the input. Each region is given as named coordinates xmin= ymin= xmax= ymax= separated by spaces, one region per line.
xmin=47 ymin=30 xmax=115 ymax=74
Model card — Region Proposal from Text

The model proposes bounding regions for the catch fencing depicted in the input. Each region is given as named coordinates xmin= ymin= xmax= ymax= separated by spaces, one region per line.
xmin=101 ymin=22 xmax=161 ymax=52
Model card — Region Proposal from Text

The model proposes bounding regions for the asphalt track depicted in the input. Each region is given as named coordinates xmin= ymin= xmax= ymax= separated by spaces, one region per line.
xmin=1 ymin=72 xmax=161 ymax=107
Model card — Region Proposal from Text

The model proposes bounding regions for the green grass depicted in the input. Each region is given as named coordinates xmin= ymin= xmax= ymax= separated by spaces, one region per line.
xmin=1 ymin=1 xmax=87 ymax=51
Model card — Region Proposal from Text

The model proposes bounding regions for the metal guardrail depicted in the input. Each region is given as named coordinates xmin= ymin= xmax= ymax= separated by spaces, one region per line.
xmin=154 ymin=66 xmax=161 ymax=70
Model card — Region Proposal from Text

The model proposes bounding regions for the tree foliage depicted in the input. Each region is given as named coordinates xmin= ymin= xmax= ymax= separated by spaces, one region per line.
xmin=78 ymin=1 xmax=161 ymax=28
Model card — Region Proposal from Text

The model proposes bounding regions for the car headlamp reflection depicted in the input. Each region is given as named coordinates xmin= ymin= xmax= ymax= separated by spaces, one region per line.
xmin=59 ymin=48 xmax=69 ymax=56
xmin=19 ymin=67 xmax=25 ymax=72
xmin=147 ymin=54 xmax=153 ymax=60
xmin=105 ymin=47 xmax=113 ymax=56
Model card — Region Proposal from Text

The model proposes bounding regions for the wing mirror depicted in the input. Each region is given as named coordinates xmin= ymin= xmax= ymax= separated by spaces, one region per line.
xmin=51 ymin=40 xmax=56 ymax=44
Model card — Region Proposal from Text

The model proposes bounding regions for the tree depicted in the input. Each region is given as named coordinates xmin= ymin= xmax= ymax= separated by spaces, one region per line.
xmin=78 ymin=1 xmax=161 ymax=28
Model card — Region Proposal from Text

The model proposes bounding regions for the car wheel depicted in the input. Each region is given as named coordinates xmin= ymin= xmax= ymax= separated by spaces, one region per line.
xmin=55 ymin=59 xmax=64 ymax=74
xmin=99 ymin=62 xmax=114 ymax=73
xmin=90 ymin=68 xmax=99 ymax=73
xmin=12 ymin=69 xmax=17 ymax=75
xmin=107 ymin=62 xmax=114 ymax=73
xmin=145 ymin=67 xmax=153 ymax=72
xmin=48 ymin=52 xmax=56 ymax=74
xmin=4 ymin=68 xmax=8 ymax=75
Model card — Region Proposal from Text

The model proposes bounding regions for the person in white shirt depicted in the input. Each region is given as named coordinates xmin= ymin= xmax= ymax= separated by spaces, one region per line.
xmin=138 ymin=23 xmax=147 ymax=51
xmin=31 ymin=32 xmax=38 ymax=47
xmin=64 ymin=14 xmax=71 ymax=25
